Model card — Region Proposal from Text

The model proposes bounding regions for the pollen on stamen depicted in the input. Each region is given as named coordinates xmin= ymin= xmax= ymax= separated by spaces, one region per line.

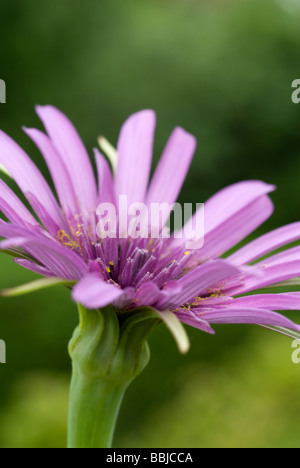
xmin=180 ymin=304 xmax=192 ymax=311
xmin=192 ymin=296 xmax=204 ymax=306
xmin=106 ymin=261 xmax=114 ymax=275
xmin=57 ymin=229 xmax=78 ymax=250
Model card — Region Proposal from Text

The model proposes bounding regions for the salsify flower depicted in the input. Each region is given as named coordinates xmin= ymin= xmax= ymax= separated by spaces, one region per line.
xmin=1 ymin=106 xmax=300 ymax=448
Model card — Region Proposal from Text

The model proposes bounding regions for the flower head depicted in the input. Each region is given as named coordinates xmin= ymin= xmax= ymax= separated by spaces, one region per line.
xmin=1 ymin=106 xmax=300 ymax=348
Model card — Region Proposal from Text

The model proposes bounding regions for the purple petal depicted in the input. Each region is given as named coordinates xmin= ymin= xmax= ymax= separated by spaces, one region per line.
xmin=21 ymin=240 xmax=86 ymax=280
xmin=0 ymin=130 xmax=67 ymax=234
xmin=134 ymin=279 xmax=181 ymax=308
xmin=0 ymin=179 xmax=38 ymax=227
xmin=146 ymin=127 xmax=196 ymax=219
xmin=0 ymin=223 xmax=87 ymax=280
xmin=14 ymin=258 xmax=54 ymax=277
xmin=0 ymin=236 xmax=29 ymax=250
xmin=36 ymin=105 xmax=97 ymax=216
xmin=157 ymin=260 xmax=240 ymax=310
xmin=24 ymin=127 xmax=78 ymax=214
xmin=227 ymin=260 xmax=300 ymax=295
xmin=200 ymin=307 xmax=300 ymax=331
xmin=114 ymin=110 xmax=156 ymax=206
xmin=134 ymin=281 xmax=162 ymax=307
xmin=184 ymin=180 xmax=275 ymax=246
xmin=174 ymin=310 xmax=215 ymax=334
xmin=26 ymin=192 xmax=62 ymax=235
xmin=113 ymin=287 xmax=135 ymax=309
xmin=256 ymin=245 xmax=300 ymax=267
xmin=231 ymin=293 xmax=300 ymax=310
xmin=198 ymin=195 xmax=274 ymax=258
xmin=205 ymin=180 xmax=275 ymax=233
xmin=228 ymin=222 xmax=300 ymax=266
xmin=94 ymin=149 xmax=116 ymax=205
xmin=72 ymin=273 xmax=123 ymax=309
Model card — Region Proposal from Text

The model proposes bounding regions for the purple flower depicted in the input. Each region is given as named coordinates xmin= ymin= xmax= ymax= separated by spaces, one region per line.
xmin=1 ymin=106 xmax=300 ymax=347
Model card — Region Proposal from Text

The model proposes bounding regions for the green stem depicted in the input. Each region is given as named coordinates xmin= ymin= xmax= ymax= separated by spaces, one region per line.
xmin=68 ymin=364 xmax=128 ymax=448
xmin=67 ymin=304 xmax=160 ymax=449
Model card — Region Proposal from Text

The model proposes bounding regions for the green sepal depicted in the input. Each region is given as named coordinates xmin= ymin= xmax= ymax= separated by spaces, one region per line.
xmin=262 ymin=325 xmax=300 ymax=341
xmin=2 ymin=277 xmax=76 ymax=297
xmin=69 ymin=305 xmax=160 ymax=380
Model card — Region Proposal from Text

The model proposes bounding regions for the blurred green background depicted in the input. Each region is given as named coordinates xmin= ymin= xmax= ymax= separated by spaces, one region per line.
xmin=1 ymin=0 xmax=300 ymax=448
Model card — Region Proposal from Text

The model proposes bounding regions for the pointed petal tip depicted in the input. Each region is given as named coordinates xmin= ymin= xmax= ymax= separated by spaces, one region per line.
xmin=241 ymin=179 xmax=276 ymax=193
xmin=22 ymin=126 xmax=37 ymax=138
xmin=35 ymin=104 xmax=53 ymax=114
xmin=35 ymin=104 xmax=98 ymax=213
xmin=262 ymin=182 xmax=276 ymax=194
xmin=173 ymin=126 xmax=197 ymax=146
xmin=35 ymin=104 xmax=47 ymax=117
xmin=115 ymin=108 xmax=157 ymax=205
xmin=120 ymin=109 xmax=157 ymax=135
xmin=23 ymin=126 xmax=47 ymax=142
xmin=128 ymin=109 xmax=156 ymax=121
xmin=93 ymin=147 xmax=103 ymax=158
xmin=35 ymin=105 xmax=66 ymax=122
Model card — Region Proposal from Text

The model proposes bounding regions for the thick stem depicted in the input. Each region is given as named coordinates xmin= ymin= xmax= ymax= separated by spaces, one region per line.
xmin=67 ymin=304 xmax=160 ymax=449
xmin=68 ymin=364 xmax=128 ymax=448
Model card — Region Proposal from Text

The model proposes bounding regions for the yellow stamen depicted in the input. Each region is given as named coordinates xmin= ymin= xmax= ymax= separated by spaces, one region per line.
xmin=57 ymin=230 xmax=79 ymax=250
